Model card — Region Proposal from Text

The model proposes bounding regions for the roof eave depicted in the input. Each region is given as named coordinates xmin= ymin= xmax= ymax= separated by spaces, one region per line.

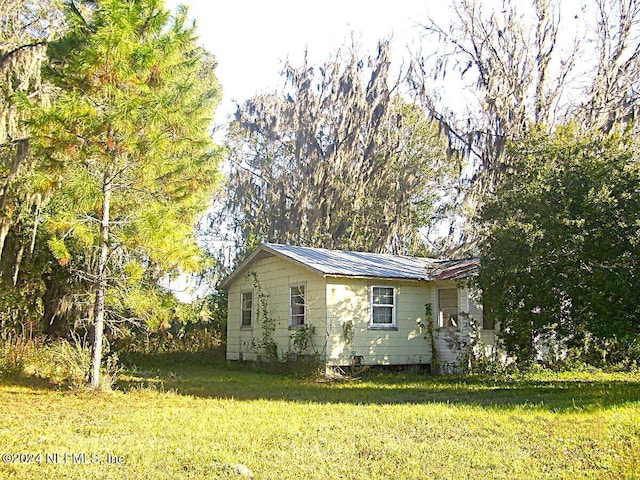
xmin=219 ymin=245 xmax=265 ymax=290
xmin=220 ymin=245 xmax=481 ymax=290
xmin=323 ymin=274 xmax=430 ymax=282
xmin=219 ymin=243 xmax=327 ymax=290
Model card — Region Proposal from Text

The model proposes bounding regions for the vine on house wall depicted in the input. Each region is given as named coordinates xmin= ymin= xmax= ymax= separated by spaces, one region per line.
xmin=290 ymin=323 xmax=316 ymax=355
xmin=248 ymin=271 xmax=278 ymax=359
xmin=443 ymin=312 xmax=489 ymax=373
xmin=342 ymin=320 xmax=354 ymax=345
xmin=420 ymin=302 xmax=439 ymax=372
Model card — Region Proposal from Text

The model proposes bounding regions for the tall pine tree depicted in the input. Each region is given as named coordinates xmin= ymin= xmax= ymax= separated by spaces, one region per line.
xmin=33 ymin=0 xmax=222 ymax=387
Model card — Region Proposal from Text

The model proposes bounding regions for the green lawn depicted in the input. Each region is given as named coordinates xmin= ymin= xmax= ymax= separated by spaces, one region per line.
xmin=1 ymin=362 xmax=639 ymax=479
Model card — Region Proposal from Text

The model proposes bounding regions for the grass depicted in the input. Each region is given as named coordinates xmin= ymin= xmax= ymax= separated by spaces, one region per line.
xmin=0 ymin=359 xmax=639 ymax=479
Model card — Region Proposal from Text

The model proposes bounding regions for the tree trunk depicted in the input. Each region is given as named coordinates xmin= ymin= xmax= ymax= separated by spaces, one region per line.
xmin=12 ymin=242 xmax=25 ymax=286
xmin=0 ymin=220 xmax=9 ymax=260
xmin=89 ymin=171 xmax=112 ymax=388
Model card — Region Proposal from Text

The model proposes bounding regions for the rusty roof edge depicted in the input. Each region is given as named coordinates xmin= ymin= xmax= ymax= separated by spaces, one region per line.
xmin=427 ymin=258 xmax=480 ymax=281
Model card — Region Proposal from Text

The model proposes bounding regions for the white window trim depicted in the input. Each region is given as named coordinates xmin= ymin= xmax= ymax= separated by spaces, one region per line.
xmin=240 ymin=290 xmax=253 ymax=328
xmin=438 ymin=288 xmax=459 ymax=329
xmin=289 ymin=283 xmax=307 ymax=328
xmin=369 ymin=285 xmax=397 ymax=329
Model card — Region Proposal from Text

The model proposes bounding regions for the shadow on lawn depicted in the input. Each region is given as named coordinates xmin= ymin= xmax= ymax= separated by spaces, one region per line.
xmin=117 ymin=365 xmax=640 ymax=412
xmin=0 ymin=372 xmax=69 ymax=392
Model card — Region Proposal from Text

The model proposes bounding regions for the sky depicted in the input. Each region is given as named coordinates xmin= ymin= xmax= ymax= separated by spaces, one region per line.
xmin=160 ymin=0 xmax=590 ymax=299
xmin=161 ymin=0 xmax=445 ymax=298
xmin=164 ymin=0 xmax=441 ymax=122
xmin=163 ymin=0 xmax=590 ymax=125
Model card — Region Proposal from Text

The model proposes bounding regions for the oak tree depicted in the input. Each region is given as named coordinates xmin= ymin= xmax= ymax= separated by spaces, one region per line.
xmin=411 ymin=0 xmax=640 ymax=252
xmin=0 ymin=0 xmax=64 ymax=266
xmin=223 ymin=42 xmax=451 ymax=256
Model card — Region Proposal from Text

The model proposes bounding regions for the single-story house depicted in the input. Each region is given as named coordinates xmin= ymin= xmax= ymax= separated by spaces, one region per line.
xmin=221 ymin=243 xmax=497 ymax=372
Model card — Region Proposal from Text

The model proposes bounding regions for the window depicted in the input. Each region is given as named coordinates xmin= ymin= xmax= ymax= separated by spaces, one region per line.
xmin=290 ymin=285 xmax=305 ymax=327
xmin=371 ymin=286 xmax=396 ymax=328
xmin=240 ymin=292 xmax=253 ymax=327
xmin=438 ymin=288 xmax=458 ymax=328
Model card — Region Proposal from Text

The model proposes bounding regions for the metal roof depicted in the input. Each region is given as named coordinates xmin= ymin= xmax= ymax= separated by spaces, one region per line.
xmin=220 ymin=243 xmax=479 ymax=289
xmin=265 ymin=243 xmax=437 ymax=279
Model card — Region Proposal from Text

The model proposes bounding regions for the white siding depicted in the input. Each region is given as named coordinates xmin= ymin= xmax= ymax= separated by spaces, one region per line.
xmin=226 ymin=254 xmax=495 ymax=372
xmin=431 ymin=281 xmax=495 ymax=373
xmin=226 ymin=255 xmax=326 ymax=361
xmin=325 ymin=278 xmax=432 ymax=366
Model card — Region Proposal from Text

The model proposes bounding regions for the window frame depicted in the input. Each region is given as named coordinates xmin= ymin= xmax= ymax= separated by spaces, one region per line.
xmin=438 ymin=288 xmax=459 ymax=329
xmin=289 ymin=283 xmax=306 ymax=328
xmin=369 ymin=285 xmax=397 ymax=330
xmin=240 ymin=290 xmax=253 ymax=328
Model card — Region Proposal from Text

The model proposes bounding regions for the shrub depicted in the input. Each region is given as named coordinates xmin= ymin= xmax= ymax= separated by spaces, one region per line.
xmin=112 ymin=321 xmax=224 ymax=355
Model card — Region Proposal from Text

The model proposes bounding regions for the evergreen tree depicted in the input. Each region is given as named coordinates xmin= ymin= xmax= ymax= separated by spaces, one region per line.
xmin=33 ymin=0 xmax=222 ymax=387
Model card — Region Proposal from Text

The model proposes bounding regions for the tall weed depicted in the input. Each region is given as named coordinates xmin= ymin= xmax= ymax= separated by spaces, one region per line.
xmin=0 ymin=334 xmax=119 ymax=389
xmin=0 ymin=332 xmax=28 ymax=375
